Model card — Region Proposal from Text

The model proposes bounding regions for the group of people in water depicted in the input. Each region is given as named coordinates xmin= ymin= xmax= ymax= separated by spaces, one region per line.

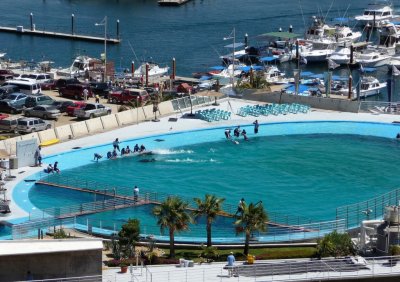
xmin=93 ymin=138 xmax=147 ymax=162
xmin=44 ymin=161 xmax=60 ymax=174
xmin=224 ymin=120 xmax=259 ymax=142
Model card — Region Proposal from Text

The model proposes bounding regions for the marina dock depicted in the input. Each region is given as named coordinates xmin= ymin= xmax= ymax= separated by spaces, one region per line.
xmin=158 ymin=0 xmax=191 ymax=6
xmin=0 ymin=26 xmax=121 ymax=44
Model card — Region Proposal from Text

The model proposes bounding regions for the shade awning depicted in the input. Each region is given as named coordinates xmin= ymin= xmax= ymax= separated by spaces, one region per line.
xmin=260 ymin=56 xmax=278 ymax=62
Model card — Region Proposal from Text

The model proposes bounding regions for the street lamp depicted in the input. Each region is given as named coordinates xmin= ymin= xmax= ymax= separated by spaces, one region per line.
xmin=95 ymin=16 xmax=107 ymax=82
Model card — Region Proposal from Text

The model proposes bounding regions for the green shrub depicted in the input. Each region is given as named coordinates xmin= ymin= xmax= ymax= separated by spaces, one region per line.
xmin=317 ymin=231 xmax=355 ymax=258
xmin=390 ymin=245 xmax=400 ymax=256
xmin=54 ymin=229 xmax=69 ymax=239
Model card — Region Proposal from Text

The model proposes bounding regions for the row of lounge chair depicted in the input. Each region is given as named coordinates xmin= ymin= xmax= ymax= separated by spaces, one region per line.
xmin=237 ymin=103 xmax=310 ymax=117
xmin=196 ymin=108 xmax=231 ymax=122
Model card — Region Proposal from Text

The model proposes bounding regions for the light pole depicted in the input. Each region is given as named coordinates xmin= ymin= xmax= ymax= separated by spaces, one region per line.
xmin=95 ymin=16 xmax=107 ymax=82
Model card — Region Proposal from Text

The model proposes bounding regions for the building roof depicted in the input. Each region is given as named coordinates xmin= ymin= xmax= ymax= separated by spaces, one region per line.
xmin=0 ymin=239 xmax=103 ymax=256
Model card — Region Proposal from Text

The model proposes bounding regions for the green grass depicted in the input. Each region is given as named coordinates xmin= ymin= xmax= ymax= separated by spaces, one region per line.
xmin=162 ymin=247 xmax=317 ymax=262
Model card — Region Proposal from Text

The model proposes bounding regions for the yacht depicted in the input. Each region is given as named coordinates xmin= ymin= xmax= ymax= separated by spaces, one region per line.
xmin=338 ymin=76 xmax=386 ymax=98
xmin=263 ymin=66 xmax=293 ymax=84
xmin=57 ymin=55 xmax=101 ymax=77
xmin=300 ymin=42 xmax=336 ymax=62
xmin=355 ymin=48 xmax=391 ymax=67
xmin=133 ymin=63 xmax=169 ymax=78
xmin=328 ymin=46 xmax=353 ymax=65
xmin=355 ymin=1 xmax=396 ymax=28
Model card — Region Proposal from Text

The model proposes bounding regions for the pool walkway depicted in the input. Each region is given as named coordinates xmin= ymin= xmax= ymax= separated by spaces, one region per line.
xmin=2 ymin=98 xmax=400 ymax=225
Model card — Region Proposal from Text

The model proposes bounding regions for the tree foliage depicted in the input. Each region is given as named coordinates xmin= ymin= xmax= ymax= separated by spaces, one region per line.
xmin=153 ymin=196 xmax=192 ymax=258
xmin=235 ymin=202 xmax=268 ymax=255
xmin=317 ymin=231 xmax=355 ymax=258
xmin=193 ymin=194 xmax=225 ymax=247
xmin=118 ymin=218 xmax=141 ymax=258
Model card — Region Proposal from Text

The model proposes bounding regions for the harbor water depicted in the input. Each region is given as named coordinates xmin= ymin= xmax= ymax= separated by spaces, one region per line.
xmin=0 ymin=0 xmax=399 ymax=101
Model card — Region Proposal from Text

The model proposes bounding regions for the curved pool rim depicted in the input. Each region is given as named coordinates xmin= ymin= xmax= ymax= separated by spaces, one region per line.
xmin=10 ymin=120 xmax=400 ymax=242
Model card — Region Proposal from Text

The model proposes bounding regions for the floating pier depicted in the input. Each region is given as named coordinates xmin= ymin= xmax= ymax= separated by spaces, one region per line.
xmin=0 ymin=26 xmax=120 ymax=44
xmin=158 ymin=0 xmax=191 ymax=6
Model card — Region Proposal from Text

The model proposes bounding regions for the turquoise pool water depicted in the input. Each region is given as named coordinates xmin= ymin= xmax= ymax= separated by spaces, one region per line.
xmin=10 ymin=121 xmax=400 ymax=241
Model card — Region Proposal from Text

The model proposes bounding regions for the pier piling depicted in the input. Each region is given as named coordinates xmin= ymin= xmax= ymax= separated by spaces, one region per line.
xmin=30 ymin=13 xmax=34 ymax=31
xmin=71 ymin=14 xmax=75 ymax=35
xmin=244 ymin=33 xmax=248 ymax=48
xmin=131 ymin=61 xmax=135 ymax=74
xmin=145 ymin=63 xmax=149 ymax=86
xmin=171 ymin=58 xmax=176 ymax=80
xmin=117 ymin=19 xmax=120 ymax=40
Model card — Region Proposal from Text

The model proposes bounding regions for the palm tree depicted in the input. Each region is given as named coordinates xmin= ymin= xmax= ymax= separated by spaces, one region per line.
xmin=193 ymin=194 xmax=225 ymax=247
xmin=152 ymin=196 xmax=192 ymax=258
xmin=235 ymin=202 xmax=268 ymax=255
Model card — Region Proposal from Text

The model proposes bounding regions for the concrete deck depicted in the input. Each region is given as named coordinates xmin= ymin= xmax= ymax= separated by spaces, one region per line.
xmin=1 ymin=98 xmax=400 ymax=223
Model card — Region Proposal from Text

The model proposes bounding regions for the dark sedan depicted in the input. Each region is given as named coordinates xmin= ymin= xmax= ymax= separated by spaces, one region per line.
xmin=51 ymin=100 xmax=75 ymax=113
xmin=0 ymin=101 xmax=24 ymax=114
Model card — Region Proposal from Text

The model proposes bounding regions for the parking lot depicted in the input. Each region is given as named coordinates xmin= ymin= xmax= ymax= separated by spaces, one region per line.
xmin=0 ymin=89 xmax=122 ymax=138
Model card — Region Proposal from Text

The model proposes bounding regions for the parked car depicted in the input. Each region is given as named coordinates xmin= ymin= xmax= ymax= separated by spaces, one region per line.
xmin=51 ymin=100 xmax=75 ymax=113
xmin=17 ymin=117 xmax=52 ymax=133
xmin=66 ymin=101 xmax=86 ymax=116
xmin=3 ymin=92 xmax=28 ymax=108
xmin=0 ymin=116 xmax=21 ymax=132
xmin=59 ymin=84 xmax=93 ymax=100
xmin=74 ymin=103 xmax=111 ymax=119
xmin=108 ymin=88 xmax=150 ymax=104
xmin=89 ymin=82 xmax=111 ymax=98
xmin=56 ymin=78 xmax=80 ymax=89
xmin=0 ymin=85 xmax=20 ymax=99
xmin=25 ymin=94 xmax=55 ymax=108
xmin=17 ymin=73 xmax=51 ymax=84
xmin=24 ymin=105 xmax=61 ymax=120
xmin=0 ymin=74 xmax=14 ymax=84
xmin=40 ymin=79 xmax=57 ymax=90
xmin=0 ymin=100 xmax=24 ymax=114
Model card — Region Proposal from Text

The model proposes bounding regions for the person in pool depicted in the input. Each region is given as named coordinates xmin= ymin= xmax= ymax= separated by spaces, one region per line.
xmin=241 ymin=129 xmax=248 ymax=141
xmin=225 ymin=129 xmax=231 ymax=139
xmin=134 ymin=144 xmax=140 ymax=153
xmin=106 ymin=151 xmax=112 ymax=159
xmin=126 ymin=146 xmax=131 ymax=154
xmin=94 ymin=153 xmax=103 ymax=162
xmin=121 ymin=147 xmax=126 ymax=156
xmin=53 ymin=161 xmax=60 ymax=173
xmin=140 ymin=144 xmax=146 ymax=152
xmin=234 ymin=126 xmax=241 ymax=137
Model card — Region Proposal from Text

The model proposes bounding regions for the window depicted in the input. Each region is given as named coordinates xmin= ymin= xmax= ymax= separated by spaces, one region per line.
xmin=34 ymin=120 xmax=39 ymax=125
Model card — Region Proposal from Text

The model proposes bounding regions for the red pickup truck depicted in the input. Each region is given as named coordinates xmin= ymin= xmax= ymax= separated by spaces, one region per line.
xmin=108 ymin=88 xmax=150 ymax=105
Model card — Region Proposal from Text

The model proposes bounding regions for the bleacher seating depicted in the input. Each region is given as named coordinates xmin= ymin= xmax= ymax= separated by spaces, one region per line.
xmin=196 ymin=108 xmax=231 ymax=122
xmin=237 ymin=103 xmax=310 ymax=117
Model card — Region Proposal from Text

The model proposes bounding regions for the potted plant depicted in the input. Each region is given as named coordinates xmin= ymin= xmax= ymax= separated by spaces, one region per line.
xmin=120 ymin=261 xmax=128 ymax=273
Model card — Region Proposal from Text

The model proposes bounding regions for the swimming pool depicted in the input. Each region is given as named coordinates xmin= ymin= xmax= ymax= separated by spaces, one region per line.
xmin=10 ymin=121 xmax=400 ymax=242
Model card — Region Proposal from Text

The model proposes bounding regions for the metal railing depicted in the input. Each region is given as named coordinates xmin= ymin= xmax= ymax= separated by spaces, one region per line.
xmin=336 ymin=187 xmax=400 ymax=230
xmin=358 ymin=101 xmax=400 ymax=114
xmin=171 ymin=95 xmax=214 ymax=112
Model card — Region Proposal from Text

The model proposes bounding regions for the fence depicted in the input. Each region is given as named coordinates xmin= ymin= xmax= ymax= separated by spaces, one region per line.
xmin=336 ymin=187 xmax=400 ymax=230
xmin=171 ymin=95 xmax=213 ymax=112
xmin=27 ymin=256 xmax=400 ymax=282
xmin=358 ymin=101 xmax=400 ymax=114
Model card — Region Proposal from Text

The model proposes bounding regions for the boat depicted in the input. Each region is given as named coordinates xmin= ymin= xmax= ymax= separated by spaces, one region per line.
xmin=329 ymin=47 xmax=351 ymax=65
xmin=158 ymin=0 xmax=190 ymax=6
xmin=57 ymin=55 xmax=101 ymax=77
xmin=338 ymin=76 xmax=386 ymax=98
xmin=355 ymin=47 xmax=391 ymax=67
xmin=300 ymin=42 xmax=336 ymax=63
xmin=133 ymin=63 xmax=169 ymax=79
xmin=355 ymin=1 xmax=397 ymax=28
xmin=263 ymin=66 xmax=293 ymax=84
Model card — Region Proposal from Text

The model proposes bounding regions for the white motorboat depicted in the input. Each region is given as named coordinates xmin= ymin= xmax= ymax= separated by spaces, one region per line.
xmin=338 ymin=76 xmax=386 ymax=98
xmin=133 ymin=63 xmax=169 ymax=78
xmin=355 ymin=1 xmax=397 ymax=28
xmin=355 ymin=48 xmax=391 ymax=67
xmin=211 ymin=64 xmax=244 ymax=79
xmin=300 ymin=42 xmax=336 ymax=62
xmin=57 ymin=55 xmax=101 ymax=77
xmin=263 ymin=66 xmax=293 ymax=84
xmin=328 ymin=47 xmax=351 ymax=65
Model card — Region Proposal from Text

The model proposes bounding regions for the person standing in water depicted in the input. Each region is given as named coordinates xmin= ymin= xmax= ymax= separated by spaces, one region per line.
xmin=225 ymin=129 xmax=231 ymax=139
xmin=253 ymin=120 xmax=259 ymax=134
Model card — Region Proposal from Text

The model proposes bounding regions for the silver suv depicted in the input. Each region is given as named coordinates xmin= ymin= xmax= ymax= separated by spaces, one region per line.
xmin=17 ymin=117 xmax=51 ymax=134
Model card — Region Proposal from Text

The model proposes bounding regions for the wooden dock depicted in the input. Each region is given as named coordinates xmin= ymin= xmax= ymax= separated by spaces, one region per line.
xmin=0 ymin=26 xmax=120 ymax=44
xmin=158 ymin=0 xmax=191 ymax=6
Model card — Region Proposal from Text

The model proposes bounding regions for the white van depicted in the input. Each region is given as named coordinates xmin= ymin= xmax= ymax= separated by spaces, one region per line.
xmin=3 ymin=79 xmax=41 ymax=94
xmin=18 ymin=73 xmax=51 ymax=84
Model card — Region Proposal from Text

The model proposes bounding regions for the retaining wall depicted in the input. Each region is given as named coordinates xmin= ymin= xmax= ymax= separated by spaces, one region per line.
xmin=70 ymin=121 xmax=89 ymax=138
xmin=85 ymin=118 xmax=104 ymax=134
xmin=243 ymin=92 xmax=360 ymax=113
xmin=37 ymin=129 xmax=57 ymax=143
xmin=100 ymin=115 xmax=119 ymax=130
xmin=54 ymin=125 xmax=73 ymax=141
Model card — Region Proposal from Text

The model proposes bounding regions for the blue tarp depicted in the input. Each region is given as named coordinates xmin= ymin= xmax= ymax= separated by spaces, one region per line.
xmin=239 ymin=66 xmax=264 ymax=72
xmin=332 ymin=75 xmax=348 ymax=81
xmin=210 ymin=66 xmax=225 ymax=70
xmin=260 ymin=56 xmax=278 ymax=62
xmin=285 ymin=84 xmax=309 ymax=93
xmin=199 ymin=76 xmax=212 ymax=81
xmin=300 ymin=71 xmax=314 ymax=77
xmin=309 ymin=74 xmax=324 ymax=79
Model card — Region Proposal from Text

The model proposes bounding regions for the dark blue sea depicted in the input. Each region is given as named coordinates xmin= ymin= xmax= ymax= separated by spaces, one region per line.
xmin=0 ymin=0 xmax=400 ymax=99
